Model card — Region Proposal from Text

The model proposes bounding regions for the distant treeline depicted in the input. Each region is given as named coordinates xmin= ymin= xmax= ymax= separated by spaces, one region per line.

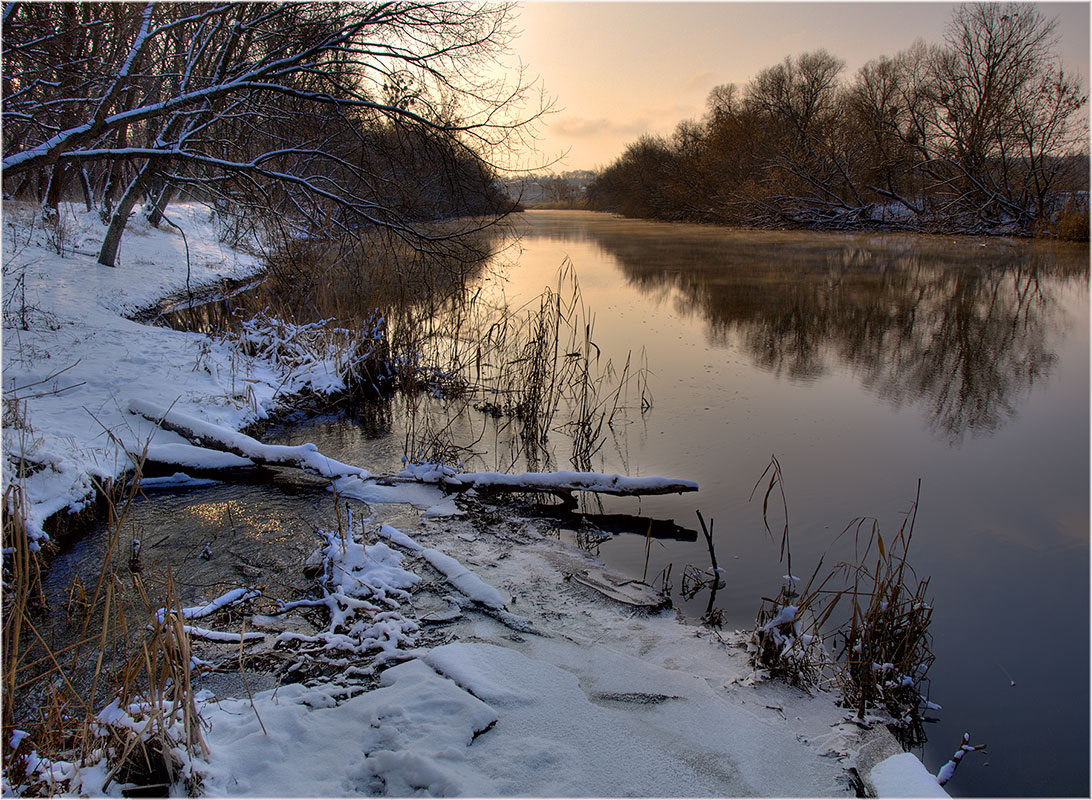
xmin=502 ymin=171 xmax=596 ymax=209
xmin=587 ymin=3 xmax=1089 ymax=239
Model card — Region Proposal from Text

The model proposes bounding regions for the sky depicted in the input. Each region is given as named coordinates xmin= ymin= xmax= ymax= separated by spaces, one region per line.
xmin=507 ymin=2 xmax=1091 ymax=172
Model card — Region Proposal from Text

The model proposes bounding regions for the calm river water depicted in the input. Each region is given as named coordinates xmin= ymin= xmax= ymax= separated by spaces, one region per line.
xmin=405 ymin=211 xmax=1086 ymax=797
xmin=68 ymin=210 xmax=1089 ymax=796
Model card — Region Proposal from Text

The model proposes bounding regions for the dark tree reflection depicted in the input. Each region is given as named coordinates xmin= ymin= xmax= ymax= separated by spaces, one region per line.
xmin=581 ymin=226 xmax=1087 ymax=442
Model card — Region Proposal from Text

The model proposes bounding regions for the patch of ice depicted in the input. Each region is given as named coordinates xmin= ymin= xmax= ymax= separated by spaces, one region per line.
xmin=333 ymin=475 xmax=448 ymax=509
xmin=424 ymin=498 xmax=465 ymax=518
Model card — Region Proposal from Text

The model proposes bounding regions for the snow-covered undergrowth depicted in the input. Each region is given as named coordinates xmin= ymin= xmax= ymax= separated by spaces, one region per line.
xmin=748 ymin=503 xmax=938 ymax=750
xmin=1 ymin=202 xmax=365 ymax=543
xmin=275 ymin=525 xmax=422 ymax=665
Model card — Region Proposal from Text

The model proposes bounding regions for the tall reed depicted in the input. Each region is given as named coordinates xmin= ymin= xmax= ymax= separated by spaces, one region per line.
xmin=2 ymin=446 xmax=212 ymax=794
xmin=748 ymin=464 xmax=935 ymax=737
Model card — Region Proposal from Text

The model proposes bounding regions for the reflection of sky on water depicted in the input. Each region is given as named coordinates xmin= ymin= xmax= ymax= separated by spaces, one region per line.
xmin=184 ymin=498 xmax=299 ymax=543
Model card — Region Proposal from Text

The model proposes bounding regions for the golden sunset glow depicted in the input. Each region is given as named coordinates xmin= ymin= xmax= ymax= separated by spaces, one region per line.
xmin=511 ymin=2 xmax=1090 ymax=170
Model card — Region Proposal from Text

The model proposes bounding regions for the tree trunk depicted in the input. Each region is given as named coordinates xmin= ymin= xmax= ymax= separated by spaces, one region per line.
xmin=145 ymin=181 xmax=172 ymax=228
xmin=44 ymin=163 xmax=64 ymax=213
xmin=98 ymin=165 xmax=149 ymax=267
xmin=99 ymin=125 xmax=129 ymax=217
xmin=78 ymin=167 xmax=93 ymax=212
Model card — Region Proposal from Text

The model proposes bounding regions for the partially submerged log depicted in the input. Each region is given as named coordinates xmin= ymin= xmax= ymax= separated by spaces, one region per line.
xmin=376 ymin=463 xmax=698 ymax=506
xmin=568 ymin=568 xmax=670 ymax=610
xmin=129 ymin=401 xmax=699 ymax=504
xmin=129 ymin=400 xmax=368 ymax=479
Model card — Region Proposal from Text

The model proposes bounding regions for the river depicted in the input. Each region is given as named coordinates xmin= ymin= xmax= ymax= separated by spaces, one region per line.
xmin=72 ymin=210 xmax=1092 ymax=796
xmin=515 ymin=212 xmax=1089 ymax=798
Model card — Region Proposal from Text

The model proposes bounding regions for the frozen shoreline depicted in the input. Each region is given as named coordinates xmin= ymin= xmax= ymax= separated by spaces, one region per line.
xmin=1 ymin=203 xmax=946 ymax=797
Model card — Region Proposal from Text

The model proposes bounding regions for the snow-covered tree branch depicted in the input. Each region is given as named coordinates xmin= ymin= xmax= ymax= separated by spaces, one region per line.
xmin=2 ymin=2 xmax=547 ymax=265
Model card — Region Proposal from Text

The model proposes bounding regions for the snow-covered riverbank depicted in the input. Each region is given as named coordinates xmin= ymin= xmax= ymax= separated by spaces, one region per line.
xmin=192 ymin=512 xmax=901 ymax=797
xmin=2 ymin=203 xmax=946 ymax=796
xmin=2 ymin=203 xmax=345 ymax=543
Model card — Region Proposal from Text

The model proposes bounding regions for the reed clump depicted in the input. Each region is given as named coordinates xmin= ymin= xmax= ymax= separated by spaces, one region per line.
xmin=2 ymin=451 xmax=220 ymax=796
xmin=748 ymin=464 xmax=935 ymax=737
xmin=168 ymin=223 xmax=649 ymax=474
xmin=828 ymin=500 xmax=934 ymax=728
xmin=346 ymin=258 xmax=648 ymax=472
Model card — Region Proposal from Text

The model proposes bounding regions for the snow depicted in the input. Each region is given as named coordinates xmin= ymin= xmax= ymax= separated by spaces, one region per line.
xmin=424 ymin=498 xmax=465 ymax=517
xmin=197 ymin=660 xmax=497 ymax=797
xmin=192 ymin=512 xmax=919 ymax=797
xmin=1 ymin=202 xmax=354 ymax=543
xmin=870 ymin=752 xmax=950 ymax=797
xmin=128 ymin=400 xmax=369 ymax=479
xmin=2 ymin=202 xmax=946 ymax=798
xmin=182 ymin=624 xmax=265 ymax=644
xmin=137 ymin=471 xmax=223 ymax=489
xmin=160 ymin=587 xmax=262 ymax=622
xmin=398 ymin=464 xmax=700 ymax=496
xmin=361 ymin=522 xmax=509 ymax=612
xmin=142 ymin=443 xmax=253 ymax=470
xmin=334 ymin=474 xmax=450 ymax=509
xmin=762 ymin=603 xmax=799 ymax=630
xmin=272 ymin=528 xmax=422 ymax=663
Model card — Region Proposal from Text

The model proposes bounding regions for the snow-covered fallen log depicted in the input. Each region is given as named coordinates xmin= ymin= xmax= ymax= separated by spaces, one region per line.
xmin=154 ymin=587 xmax=262 ymax=624
xmin=183 ymin=625 xmax=265 ymax=644
xmin=391 ymin=463 xmax=699 ymax=500
xmin=128 ymin=400 xmax=369 ymax=480
xmin=131 ymin=401 xmax=699 ymax=505
xmin=376 ymin=524 xmax=536 ymax=632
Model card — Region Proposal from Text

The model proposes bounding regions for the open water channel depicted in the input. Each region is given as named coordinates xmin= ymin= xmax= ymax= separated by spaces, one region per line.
xmin=60 ymin=210 xmax=1088 ymax=796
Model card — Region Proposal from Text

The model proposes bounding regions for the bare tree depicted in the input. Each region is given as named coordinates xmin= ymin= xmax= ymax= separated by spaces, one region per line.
xmin=748 ymin=50 xmax=845 ymax=148
xmin=2 ymin=2 xmax=545 ymax=265
xmin=847 ymin=55 xmax=923 ymax=214
xmin=919 ymin=3 xmax=1086 ymax=229
xmin=589 ymin=3 xmax=1087 ymax=236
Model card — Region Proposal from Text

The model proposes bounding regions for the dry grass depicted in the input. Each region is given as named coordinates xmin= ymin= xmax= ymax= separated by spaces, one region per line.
xmin=2 ymin=445 xmax=216 ymax=795
xmin=825 ymin=485 xmax=934 ymax=728
xmin=167 ymin=225 xmax=650 ymax=475
xmin=330 ymin=257 xmax=650 ymax=473
xmin=1040 ymin=194 xmax=1090 ymax=241
xmin=747 ymin=463 xmax=935 ymax=737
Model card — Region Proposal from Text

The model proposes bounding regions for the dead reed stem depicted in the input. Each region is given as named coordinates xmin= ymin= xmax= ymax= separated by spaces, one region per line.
xmin=749 ymin=469 xmax=935 ymax=734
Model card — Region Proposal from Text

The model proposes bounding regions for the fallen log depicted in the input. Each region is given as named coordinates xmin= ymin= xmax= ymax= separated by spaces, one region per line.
xmin=129 ymin=401 xmax=699 ymax=504
xmin=129 ymin=400 xmax=369 ymax=480
xmin=381 ymin=463 xmax=698 ymax=504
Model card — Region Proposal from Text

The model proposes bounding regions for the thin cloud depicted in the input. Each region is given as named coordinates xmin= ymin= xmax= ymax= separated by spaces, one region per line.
xmin=552 ymin=116 xmax=654 ymax=139
xmin=681 ymin=71 xmax=716 ymax=92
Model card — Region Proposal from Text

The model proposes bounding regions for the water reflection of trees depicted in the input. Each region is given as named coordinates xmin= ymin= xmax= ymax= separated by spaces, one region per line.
xmin=584 ymin=227 xmax=1088 ymax=441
